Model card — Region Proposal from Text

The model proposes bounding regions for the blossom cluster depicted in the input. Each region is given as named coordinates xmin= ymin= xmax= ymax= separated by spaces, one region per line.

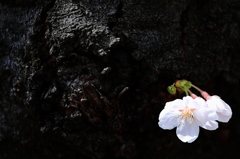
xmin=158 ymin=80 xmax=232 ymax=143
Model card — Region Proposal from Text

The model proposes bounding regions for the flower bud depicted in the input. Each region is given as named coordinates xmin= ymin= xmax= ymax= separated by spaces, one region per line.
xmin=180 ymin=80 xmax=192 ymax=89
xmin=175 ymin=80 xmax=192 ymax=91
xmin=175 ymin=80 xmax=182 ymax=88
xmin=186 ymin=81 xmax=192 ymax=89
xmin=167 ymin=85 xmax=177 ymax=94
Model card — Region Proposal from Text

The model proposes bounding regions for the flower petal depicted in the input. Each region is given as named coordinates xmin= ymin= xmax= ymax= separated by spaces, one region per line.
xmin=201 ymin=120 xmax=218 ymax=130
xmin=183 ymin=96 xmax=201 ymax=109
xmin=212 ymin=96 xmax=232 ymax=116
xmin=158 ymin=108 xmax=181 ymax=130
xmin=217 ymin=113 xmax=232 ymax=122
xmin=176 ymin=122 xmax=199 ymax=143
xmin=193 ymin=108 xmax=218 ymax=130
xmin=164 ymin=99 xmax=185 ymax=110
xmin=195 ymin=108 xmax=217 ymax=121
xmin=194 ymin=97 xmax=207 ymax=108
xmin=207 ymin=96 xmax=232 ymax=122
xmin=206 ymin=108 xmax=218 ymax=121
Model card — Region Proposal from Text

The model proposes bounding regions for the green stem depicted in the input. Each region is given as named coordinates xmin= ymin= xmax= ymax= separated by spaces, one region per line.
xmin=191 ymin=84 xmax=203 ymax=93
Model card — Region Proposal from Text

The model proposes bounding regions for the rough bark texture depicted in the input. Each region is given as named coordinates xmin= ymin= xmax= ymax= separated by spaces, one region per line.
xmin=0 ymin=0 xmax=240 ymax=158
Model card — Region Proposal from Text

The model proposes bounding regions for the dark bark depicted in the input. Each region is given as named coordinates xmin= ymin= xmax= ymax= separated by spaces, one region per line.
xmin=0 ymin=0 xmax=240 ymax=158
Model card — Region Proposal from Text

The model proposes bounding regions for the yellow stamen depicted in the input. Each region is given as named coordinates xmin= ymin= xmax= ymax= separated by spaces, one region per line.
xmin=179 ymin=106 xmax=195 ymax=124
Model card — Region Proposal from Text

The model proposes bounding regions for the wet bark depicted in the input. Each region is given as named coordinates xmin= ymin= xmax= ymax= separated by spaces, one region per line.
xmin=0 ymin=0 xmax=240 ymax=158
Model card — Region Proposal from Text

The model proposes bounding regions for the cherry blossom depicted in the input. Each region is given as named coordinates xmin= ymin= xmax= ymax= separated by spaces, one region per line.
xmin=201 ymin=92 xmax=232 ymax=123
xmin=158 ymin=96 xmax=218 ymax=143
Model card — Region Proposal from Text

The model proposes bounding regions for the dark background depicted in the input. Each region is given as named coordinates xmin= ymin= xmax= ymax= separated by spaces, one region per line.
xmin=0 ymin=0 xmax=240 ymax=158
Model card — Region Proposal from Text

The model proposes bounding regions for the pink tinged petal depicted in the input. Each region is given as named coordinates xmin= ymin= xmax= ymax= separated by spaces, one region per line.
xmin=201 ymin=121 xmax=218 ymax=130
xmin=164 ymin=99 xmax=185 ymax=110
xmin=176 ymin=122 xmax=199 ymax=143
xmin=158 ymin=108 xmax=181 ymax=130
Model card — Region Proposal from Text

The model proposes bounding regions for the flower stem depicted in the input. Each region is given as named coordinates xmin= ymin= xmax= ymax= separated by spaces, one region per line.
xmin=188 ymin=89 xmax=197 ymax=99
xmin=191 ymin=84 xmax=203 ymax=93
xmin=188 ymin=89 xmax=193 ymax=95
xmin=185 ymin=90 xmax=189 ymax=96
xmin=191 ymin=84 xmax=211 ymax=100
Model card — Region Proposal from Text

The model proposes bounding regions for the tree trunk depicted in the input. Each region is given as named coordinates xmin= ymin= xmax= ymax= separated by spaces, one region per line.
xmin=0 ymin=0 xmax=240 ymax=158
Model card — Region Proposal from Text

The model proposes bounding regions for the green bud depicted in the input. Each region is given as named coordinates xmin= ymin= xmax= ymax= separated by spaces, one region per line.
xmin=179 ymin=80 xmax=187 ymax=87
xmin=177 ymin=80 xmax=192 ymax=89
xmin=184 ymin=81 xmax=192 ymax=89
xmin=167 ymin=85 xmax=176 ymax=94
xmin=175 ymin=80 xmax=182 ymax=88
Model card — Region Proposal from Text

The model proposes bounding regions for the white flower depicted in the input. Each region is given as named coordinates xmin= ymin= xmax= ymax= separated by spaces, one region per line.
xmin=206 ymin=96 xmax=232 ymax=122
xmin=158 ymin=96 xmax=218 ymax=143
